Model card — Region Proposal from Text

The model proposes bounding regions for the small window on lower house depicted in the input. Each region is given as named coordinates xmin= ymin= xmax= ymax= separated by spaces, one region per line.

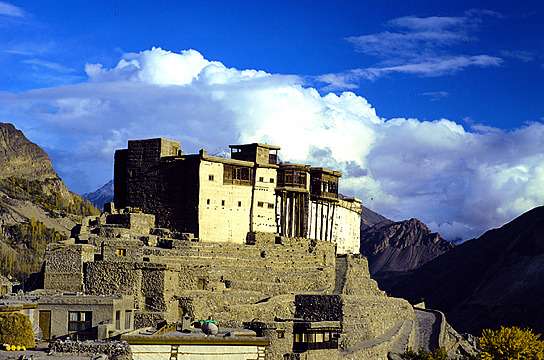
xmin=115 ymin=310 xmax=121 ymax=330
xmin=115 ymin=249 xmax=127 ymax=257
xmin=268 ymin=203 xmax=274 ymax=209
xmin=277 ymin=329 xmax=285 ymax=338
xmin=125 ymin=310 xmax=132 ymax=329
xmin=209 ymin=174 xmax=214 ymax=181
xmin=206 ymin=199 xmax=211 ymax=205
xmin=259 ymin=176 xmax=264 ymax=182
xmin=68 ymin=311 xmax=92 ymax=332
xmin=270 ymin=178 xmax=274 ymax=183
xmin=221 ymin=200 xmax=225 ymax=206
xmin=257 ymin=201 xmax=264 ymax=207
xmin=238 ymin=201 xmax=242 ymax=207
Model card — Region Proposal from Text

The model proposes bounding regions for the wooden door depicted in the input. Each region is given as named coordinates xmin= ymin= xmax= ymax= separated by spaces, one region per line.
xmin=39 ymin=310 xmax=51 ymax=340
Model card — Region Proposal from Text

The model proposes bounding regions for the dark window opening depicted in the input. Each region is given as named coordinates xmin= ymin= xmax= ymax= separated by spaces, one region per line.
xmin=238 ymin=201 xmax=242 ymax=207
xmin=145 ymin=297 xmax=154 ymax=311
xmin=68 ymin=311 xmax=92 ymax=333
xmin=278 ymin=169 xmax=307 ymax=189
xmin=115 ymin=310 xmax=121 ymax=330
xmin=221 ymin=200 xmax=225 ymax=206
xmin=208 ymin=174 xmax=214 ymax=181
xmin=270 ymin=178 xmax=275 ymax=183
xmin=257 ymin=201 xmax=264 ymax=207
xmin=223 ymin=164 xmax=253 ymax=186
xmin=125 ymin=310 xmax=132 ymax=329
xmin=268 ymin=203 xmax=274 ymax=209
xmin=206 ymin=199 xmax=211 ymax=205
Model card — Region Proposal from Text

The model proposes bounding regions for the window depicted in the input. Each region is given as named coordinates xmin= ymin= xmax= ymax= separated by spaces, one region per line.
xmin=223 ymin=164 xmax=253 ymax=185
xmin=115 ymin=248 xmax=127 ymax=257
xmin=68 ymin=311 xmax=92 ymax=332
xmin=115 ymin=310 xmax=121 ymax=330
xmin=206 ymin=199 xmax=211 ymax=205
xmin=145 ymin=297 xmax=154 ymax=311
xmin=208 ymin=174 xmax=214 ymax=181
xmin=238 ymin=201 xmax=242 ymax=207
xmin=270 ymin=178 xmax=274 ymax=183
xmin=277 ymin=330 xmax=285 ymax=339
xmin=221 ymin=200 xmax=225 ymax=206
xmin=268 ymin=203 xmax=274 ymax=209
xmin=293 ymin=326 xmax=340 ymax=352
xmin=259 ymin=176 xmax=264 ymax=182
xmin=257 ymin=201 xmax=264 ymax=207
xmin=125 ymin=310 xmax=132 ymax=329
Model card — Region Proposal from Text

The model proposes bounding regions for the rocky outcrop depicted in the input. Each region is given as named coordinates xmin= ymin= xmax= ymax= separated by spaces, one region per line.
xmin=84 ymin=180 xmax=113 ymax=210
xmin=0 ymin=123 xmax=57 ymax=181
xmin=380 ymin=205 xmax=544 ymax=335
xmin=361 ymin=218 xmax=454 ymax=276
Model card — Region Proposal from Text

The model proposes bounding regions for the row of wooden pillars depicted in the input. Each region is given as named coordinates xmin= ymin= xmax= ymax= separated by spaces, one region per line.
xmin=276 ymin=191 xmax=309 ymax=238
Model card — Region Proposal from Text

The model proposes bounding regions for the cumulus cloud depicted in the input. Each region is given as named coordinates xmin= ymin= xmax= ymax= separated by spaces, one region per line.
xmin=0 ymin=48 xmax=543 ymax=240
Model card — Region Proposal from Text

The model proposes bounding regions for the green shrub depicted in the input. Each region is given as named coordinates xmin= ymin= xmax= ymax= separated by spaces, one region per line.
xmin=401 ymin=348 xmax=449 ymax=360
xmin=0 ymin=312 xmax=35 ymax=348
xmin=478 ymin=326 xmax=544 ymax=360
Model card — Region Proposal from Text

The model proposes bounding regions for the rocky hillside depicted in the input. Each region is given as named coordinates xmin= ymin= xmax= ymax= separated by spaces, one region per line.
xmin=0 ymin=123 xmax=98 ymax=281
xmin=360 ymin=205 xmax=392 ymax=230
xmin=361 ymin=218 xmax=454 ymax=276
xmin=83 ymin=179 xmax=113 ymax=210
xmin=379 ymin=206 xmax=544 ymax=335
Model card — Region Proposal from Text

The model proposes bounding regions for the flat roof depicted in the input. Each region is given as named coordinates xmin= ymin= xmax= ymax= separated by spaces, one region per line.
xmin=122 ymin=327 xmax=269 ymax=346
xmin=279 ymin=163 xmax=311 ymax=170
xmin=229 ymin=143 xmax=281 ymax=150
xmin=310 ymin=167 xmax=342 ymax=177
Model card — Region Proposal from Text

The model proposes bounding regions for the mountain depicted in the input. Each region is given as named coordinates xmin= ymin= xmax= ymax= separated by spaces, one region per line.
xmin=83 ymin=180 xmax=113 ymax=210
xmin=361 ymin=218 xmax=454 ymax=276
xmin=379 ymin=206 xmax=544 ymax=335
xmin=0 ymin=122 xmax=98 ymax=281
xmin=360 ymin=205 xmax=392 ymax=230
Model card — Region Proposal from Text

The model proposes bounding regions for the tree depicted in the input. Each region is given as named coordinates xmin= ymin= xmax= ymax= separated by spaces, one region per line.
xmin=478 ymin=326 xmax=544 ymax=360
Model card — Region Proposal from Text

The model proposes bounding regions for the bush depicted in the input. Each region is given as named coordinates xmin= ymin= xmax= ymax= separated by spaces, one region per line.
xmin=401 ymin=348 xmax=449 ymax=360
xmin=0 ymin=312 xmax=35 ymax=348
xmin=478 ymin=326 xmax=544 ymax=360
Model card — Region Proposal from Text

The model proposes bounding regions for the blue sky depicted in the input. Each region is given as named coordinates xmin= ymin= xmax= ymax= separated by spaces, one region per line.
xmin=3 ymin=1 xmax=543 ymax=126
xmin=0 ymin=0 xmax=543 ymax=240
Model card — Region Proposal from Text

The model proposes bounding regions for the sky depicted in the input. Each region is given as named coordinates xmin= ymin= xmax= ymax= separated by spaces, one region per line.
xmin=0 ymin=0 xmax=543 ymax=240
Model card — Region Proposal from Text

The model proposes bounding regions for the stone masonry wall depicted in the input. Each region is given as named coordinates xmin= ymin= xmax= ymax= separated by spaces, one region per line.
xmin=44 ymin=243 xmax=94 ymax=292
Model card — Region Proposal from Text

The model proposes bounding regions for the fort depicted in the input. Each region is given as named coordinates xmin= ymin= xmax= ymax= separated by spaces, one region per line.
xmin=1 ymin=138 xmax=473 ymax=359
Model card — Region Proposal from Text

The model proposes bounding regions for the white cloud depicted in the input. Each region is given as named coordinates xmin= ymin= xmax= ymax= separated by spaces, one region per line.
xmin=0 ymin=1 xmax=24 ymax=17
xmin=321 ymin=10 xmax=503 ymax=89
xmin=317 ymin=55 xmax=502 ymax=87
xmin=23 ymin=59 xmax=75 ymax=73
xmin=1 ymin=47 xmax=542 ymax=241
xmin=420 ymin=91 xmax=449 ymax=101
